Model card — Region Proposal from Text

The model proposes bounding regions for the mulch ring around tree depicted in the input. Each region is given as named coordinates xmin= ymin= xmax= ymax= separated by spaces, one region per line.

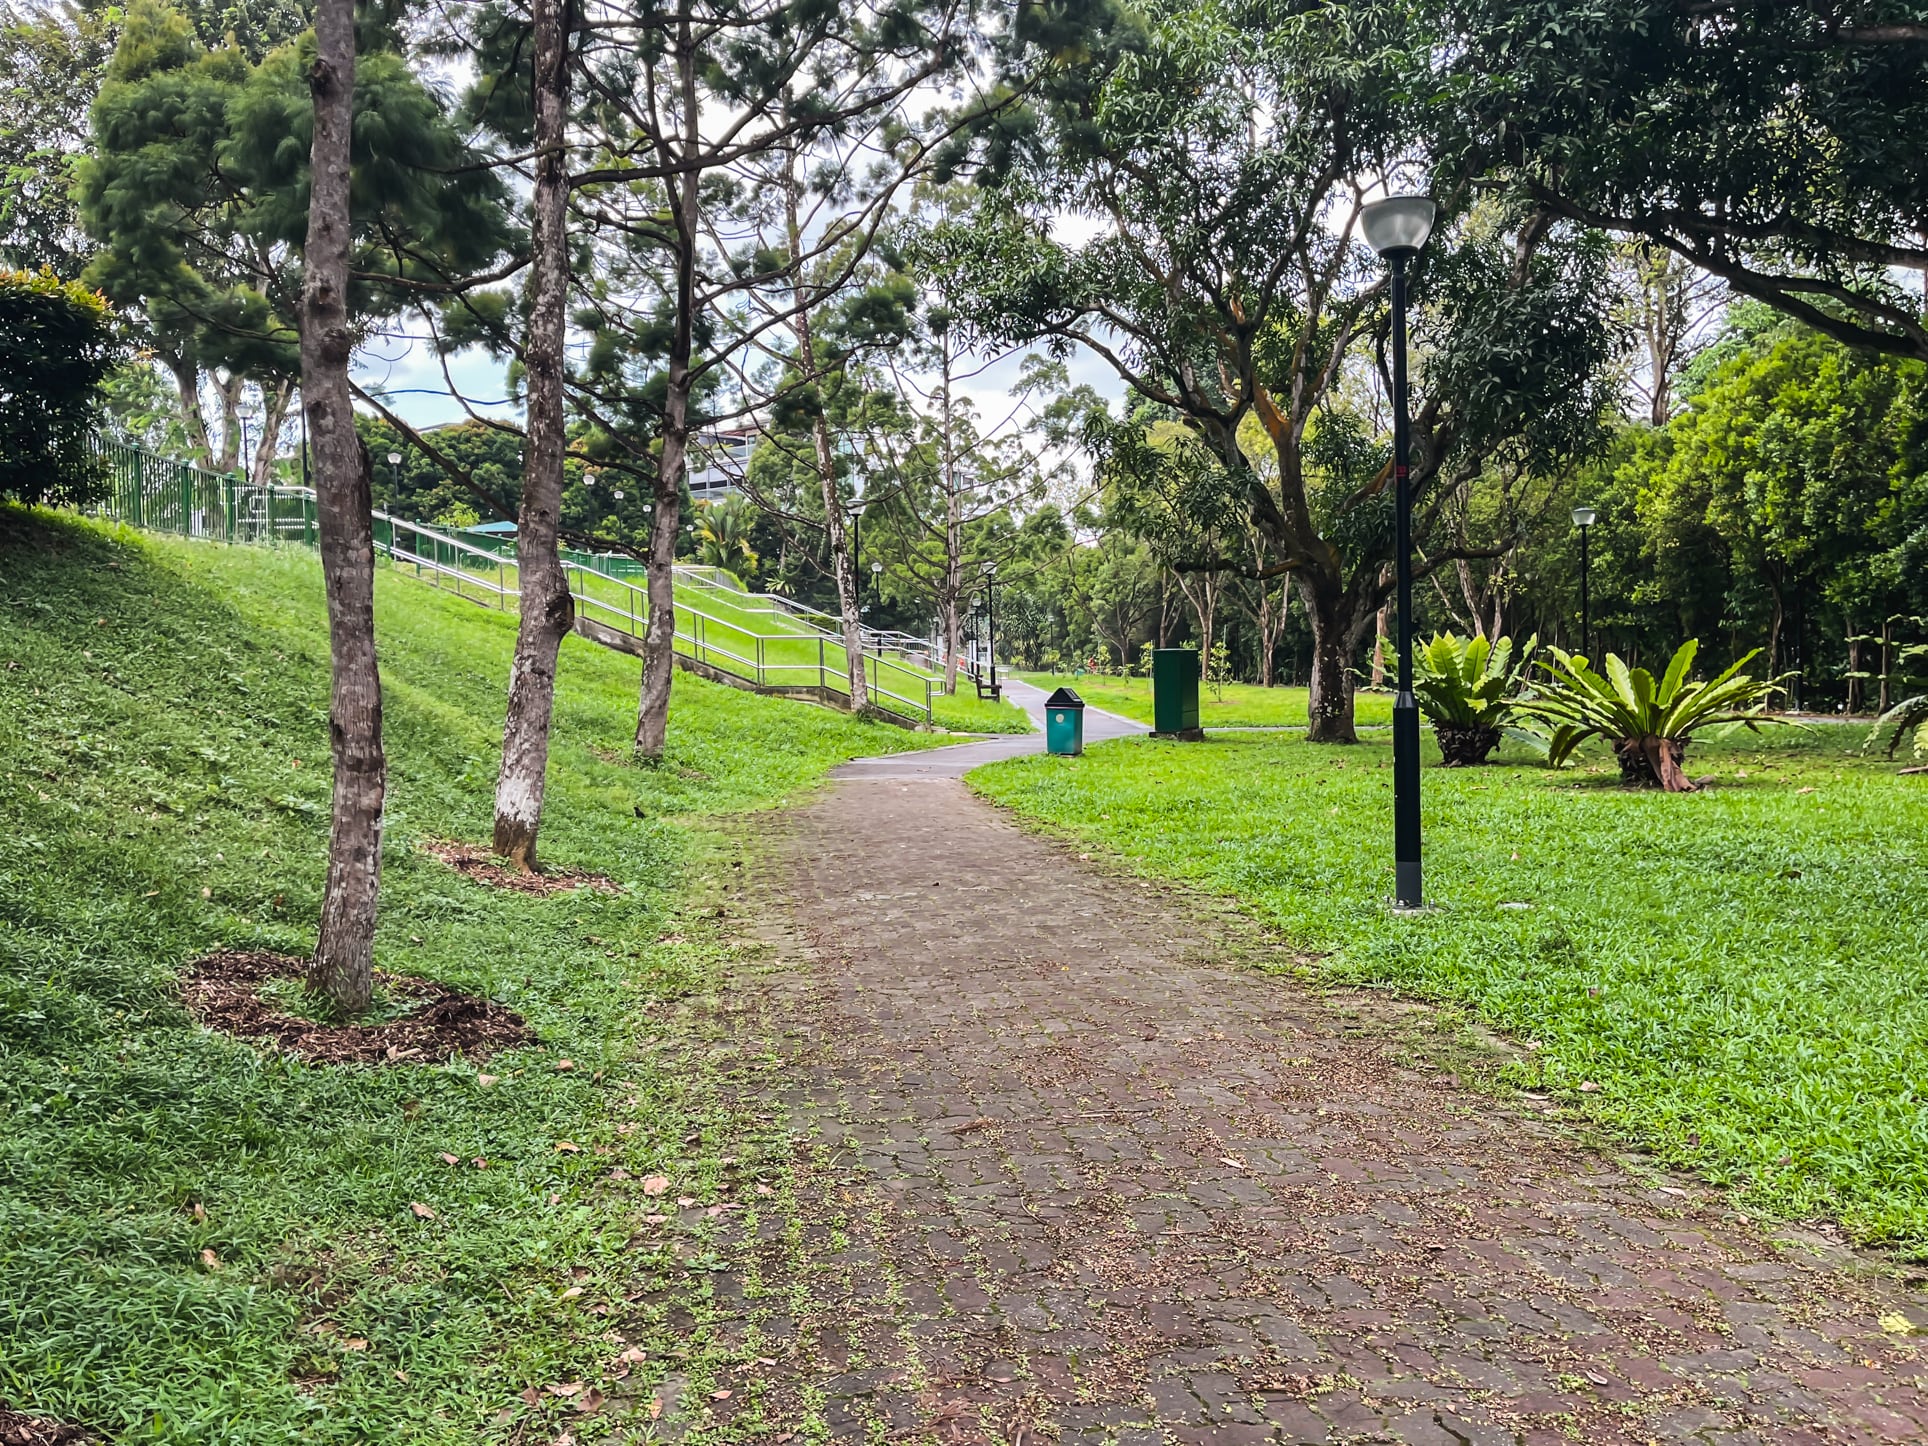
xmin=0 ymin=1409 xmax=97 ymax=1445
xmin=182 ymin=950 xmax=532 ymax=1065
xmin=422 ymin=839 xmax=622 ymax=897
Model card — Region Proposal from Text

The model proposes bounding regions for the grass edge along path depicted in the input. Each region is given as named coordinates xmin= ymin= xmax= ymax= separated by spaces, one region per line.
xmin=1016 ymin=671 xmax=1395 ymax=729
xmin=0 ymin=508 xmax=936 ymax=1442
xmin=969 ymin=728 xmax=1928 ymax=1257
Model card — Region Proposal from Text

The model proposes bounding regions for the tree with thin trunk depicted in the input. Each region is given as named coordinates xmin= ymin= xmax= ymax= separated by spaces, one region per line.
xmin=492 ymin=0 xmax=575 ymax=868
xmin=301 ymin=0 xmax=380 ymax=1015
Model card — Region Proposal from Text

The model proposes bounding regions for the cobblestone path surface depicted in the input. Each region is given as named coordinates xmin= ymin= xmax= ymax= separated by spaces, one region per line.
xmin=729 ymin=775 xmax=1928 ymax=1445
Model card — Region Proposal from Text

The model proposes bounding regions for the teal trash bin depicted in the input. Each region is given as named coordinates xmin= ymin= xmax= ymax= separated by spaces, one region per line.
xmin=1151 ymin=647 xmax=1203 ymax=739
xmin=1045 ymin=686 xmax=1085 ymax=755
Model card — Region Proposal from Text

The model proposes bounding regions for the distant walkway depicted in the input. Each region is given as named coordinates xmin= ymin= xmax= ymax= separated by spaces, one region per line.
xmin=834 ymin=676 xmax=1144 ymax=780
xmin=724 ymin=739 xmax=1928 ymax=1444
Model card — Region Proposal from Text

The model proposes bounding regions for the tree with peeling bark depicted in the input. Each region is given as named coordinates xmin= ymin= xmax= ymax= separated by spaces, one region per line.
xmin=492 ymin=0 xmax=576 ymax=870
xmin=299 ymin=0 xmax=377 ymax=1014
xmin=563 ymin=0 xmax=1063 ymax=756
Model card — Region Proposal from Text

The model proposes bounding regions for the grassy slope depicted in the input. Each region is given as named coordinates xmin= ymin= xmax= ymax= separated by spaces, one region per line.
xmin=930 ymin=689 xmax=1032 ymax=735
xmin=972 ymin=726 xmax=1928 ymax=1253
xmin=0 ymin=510 xmax=930 ymax=1441
xmin=1017 ymin=672 xmax=1395 ymax=728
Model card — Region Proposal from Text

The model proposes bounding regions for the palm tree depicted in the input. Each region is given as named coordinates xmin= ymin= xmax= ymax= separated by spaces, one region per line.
xmin=692 ymin=495 xmax=759 ymax=580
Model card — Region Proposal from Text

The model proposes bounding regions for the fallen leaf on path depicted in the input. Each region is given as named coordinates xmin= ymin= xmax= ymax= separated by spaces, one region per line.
xmin=200 ymin=1248 xmax=221 ymax=1270
xmin=477 ymin=1074 xmax=498 ymax=1087
xmin=1584 ymin=1369 xmax=1609 ymax=1385
xmin=410 ymin=1201 xmax=436 ymax=1219
xmin=710 ymin=1389 xmax=731 ymax=1401
xmin=555 ymin=1059 xmax=575 ymax=1072
xmin=1881 ymin=1314 xmax=1916 ymax=1335
xmin=1578 ymin=1081 xmax=1601 ymax=1093
xmin=575 ymin=1388 xmax=605 ymax=1414
xmin=343 ymin=1337 xmax=368 ymax=1351
xmin=642 ymin=1174 xmax=670 ymax=1195
xmin=755 ymin=1184 xmax=773 ymax=1196
xmin=520 ymin=1386 xmax=541 ymax=1407
xmin=437 ymin=1152 xmax=459 ymax=1166
xmin=677 ymin=1196 xmax=696 ymax=1207
xmin=545 ymin=1381 xmax=584 ymax=1398
xmin=648 ymin=1397 xmax=663 ymax=1420
xmin=555 ymin=1140 xmax=582 ymax=1153
xmin=1218 ymin=1155 xmax=1246 ymax=1170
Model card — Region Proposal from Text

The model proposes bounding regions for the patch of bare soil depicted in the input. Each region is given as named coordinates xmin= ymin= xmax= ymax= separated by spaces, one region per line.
xmin=423 ymin=839 xmax=621 ymax=896
xmin=183 ymin=950 xmax=531 ymax=1065
xmin=0 ymin=1410 xmax=96 ymax=1445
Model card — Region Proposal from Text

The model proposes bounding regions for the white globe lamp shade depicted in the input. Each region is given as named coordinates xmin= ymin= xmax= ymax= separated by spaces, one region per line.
xmin=386 ymin=452 xmax=403 ymax=466
xmin=1359 ymin=195 xmax=1437 ymax=258
xmin=1572 ymin=506 xmax=1598 ymax=528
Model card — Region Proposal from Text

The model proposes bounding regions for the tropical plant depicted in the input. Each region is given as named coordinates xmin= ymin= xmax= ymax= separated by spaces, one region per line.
xmin=1512 ymin=640 xmax=1783 ymax=791
xmin=1870 ymin=694 xmax=1928 ymax=762
xmin=1410 ymin=632 xmax=1536 ymax=766
xmin=692 ymin=495 xmax=759 ymax=579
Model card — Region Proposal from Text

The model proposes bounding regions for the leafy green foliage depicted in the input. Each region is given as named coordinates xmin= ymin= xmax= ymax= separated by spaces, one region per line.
xmin=972 ymin=724 xmax=1928 ymax=1254
xmin=1514 ymin=640 xmax=1783 ymax=789
xmin=1870 ymin=693 xmax=1928 ymax=761
xmin=0 ymin=268 xmax=121 ymax=504
xmin=1410 ymin=632 xmax=1535 ymax=728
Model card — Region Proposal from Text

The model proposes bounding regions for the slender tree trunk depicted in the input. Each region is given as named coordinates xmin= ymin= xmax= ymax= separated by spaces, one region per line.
xmin=1299 ymin=576 xmax=1359 ymax=744
xmin=635 ymin=21 xmax=699 ymax=759
xmin=214 ymin=372 xmax=244 ymax=471
xmin=1369 ymin=594 xmax=1390 ymax=688
xmin=939 ymin=344 xmax=964 ymax=695
xmin=252 ymin=380 xmax=294 ymax=488
xmin=164 ymin=353 xmax=214 ymax=464
xmin=302 ymin=0 xmax=382 ymax=1016
xmin=1848 ymin=632 xmax=1863 ymax=714
xmin=780 ymin=143 xmax=869 ymax=714
xmin=940 ymin=587 xmax=961 ymax=694
xmin=1881 ymin=616 xmax=1895 ymax=714
xmin=493 ymin=0 xmax=575 ymax=867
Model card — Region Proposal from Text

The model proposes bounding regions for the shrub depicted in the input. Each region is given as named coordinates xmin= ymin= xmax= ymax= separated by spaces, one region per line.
xmin=1512 ymin=640 xmax=1783 ymax=791
xmin=1410 ymin=632 xmax=1535 ymax=765
xmin=0 ymin=270 xmax=122 ymax=506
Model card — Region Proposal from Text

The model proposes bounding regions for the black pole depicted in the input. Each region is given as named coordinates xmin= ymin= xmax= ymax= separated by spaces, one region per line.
xmin=987 ymin=573 xmax=998 ymax=699
xmin=1390 ymin=254 xmax=1421 ymax=910
xmin=1579 ymin=523 xmax=1591 ymax=661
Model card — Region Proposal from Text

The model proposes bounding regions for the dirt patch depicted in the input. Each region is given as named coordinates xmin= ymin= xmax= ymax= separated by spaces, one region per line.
xmin=183 ymin=950 xmax=532 ymax=1065
xmin=0 ymin=1410 xmax=96 ymax=1445
xmin=423 ymin=839 xmax=621 ymax=897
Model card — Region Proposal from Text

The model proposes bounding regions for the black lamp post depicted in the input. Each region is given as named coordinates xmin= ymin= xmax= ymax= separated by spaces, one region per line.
xmin=1571 ymin=505 xmax=1596 ymax=660
xmin=1361 ymin=192 xmax=1436 ymax=912
xmin=236 ymin=399 xmax=260 ymax=485
xmin=980 ymin=559 xmax=999 ymax=700
xmin=869 ymin=559 xmax=883 ymax=626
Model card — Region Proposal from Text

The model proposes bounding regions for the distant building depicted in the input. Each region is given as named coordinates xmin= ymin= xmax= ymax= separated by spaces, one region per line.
xmin=687 ymin=427 xmax=756 ymax=498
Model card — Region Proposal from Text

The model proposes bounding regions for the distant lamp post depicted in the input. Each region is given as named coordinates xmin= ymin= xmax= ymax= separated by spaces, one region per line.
xmin=980 ymin=559 xmax=1000 ymax=700
xmin=1360 ymin=192 xmax=1436 ymax=913
xmin=868 ymin=559 xmax=883 ymax=619
xmin=1571 ymin=506 xmax=1597 ymax=661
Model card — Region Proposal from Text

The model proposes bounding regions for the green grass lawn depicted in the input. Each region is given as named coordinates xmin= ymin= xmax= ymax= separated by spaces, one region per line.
xmin=1017 ymin=672 xmax=1395 ymax=728
xmin=971 ymin=725 xmax=1928 ymax=1254
xmin=930 ymin=689 xmax=1033 ymax=735
xmin=0 ymin=508 xmax=933 ymax=1441
xmin=395 ymin=548 xmax=944 ymax=720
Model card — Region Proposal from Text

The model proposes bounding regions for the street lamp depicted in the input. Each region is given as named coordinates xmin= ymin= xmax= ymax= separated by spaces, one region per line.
xmin=980 ymin=559 xmax=1000 ymax=701
xmin=868 ymin=560 xmax=883 ymax=621
xmin=1571 ymin=506 xmax=1597 ymax=661
xmin=1360 ymin=192 xmax=1436 ymax=912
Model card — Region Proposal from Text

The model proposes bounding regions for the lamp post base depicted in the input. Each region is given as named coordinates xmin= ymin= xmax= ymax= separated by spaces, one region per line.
xmin=1394 ymin=861 xmax=1424 ymax=912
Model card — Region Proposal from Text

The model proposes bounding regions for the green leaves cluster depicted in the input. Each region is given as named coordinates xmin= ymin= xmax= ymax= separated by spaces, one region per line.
xmin=1410 ymin=631 xmax=1535 ymax=729
xmin=0 ymin=268 xmax=122 ymax=504
xmin=1514 ymin=639 xmax=1783 ymax=787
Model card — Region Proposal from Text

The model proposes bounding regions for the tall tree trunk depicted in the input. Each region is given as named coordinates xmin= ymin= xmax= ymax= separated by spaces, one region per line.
xmin=493 ymin=0 xmax=574 ymax=867
xmin=939 ymin=341 xmax=964 ymax=695
xmin=634 ymin=20 xmax=699 ymax=760
xmin=251 ymin=379 xmax=294 ymax=488
xmin=781 ymin=142 xmax=869 ymax=714
xmin=164 ymin=352 xmax=214 ymax=464
xmin=214 ymin=372 xmax=244 ymax=471
xmin=1369 ymin=594 xmax=1390 ymax=688
xmin=1299 ymin=576 xmax=1359 ymax=744
xmin=302 ymin=0 xmax=382 ymax=1016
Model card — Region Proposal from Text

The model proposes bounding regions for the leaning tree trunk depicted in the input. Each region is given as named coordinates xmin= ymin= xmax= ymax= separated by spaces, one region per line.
xmin=1298 ymin=577 xmax=1359 ymax=744
xmin=493 ymin=0 xmax=574 ymax=869
xmin=634 ymin=34 xmax=699 ymax=761
xmin=302 ymin=0 xmax=382 ymax=1017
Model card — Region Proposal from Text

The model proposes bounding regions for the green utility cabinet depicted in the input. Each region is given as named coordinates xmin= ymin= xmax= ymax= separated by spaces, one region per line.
xmin=1151 ymin=647 xmax=1204 ymax=739
xmin=1045 ymin=686 xmax=1085 ymax=755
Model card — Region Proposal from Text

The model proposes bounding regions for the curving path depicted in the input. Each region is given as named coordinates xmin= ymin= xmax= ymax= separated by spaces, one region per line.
xmin=724 ymin=719 xmax=1928 ymax=1445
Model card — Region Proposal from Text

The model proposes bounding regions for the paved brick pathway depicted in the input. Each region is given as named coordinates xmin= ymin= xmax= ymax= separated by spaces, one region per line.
xmin=724 ymin=772 xmax=1928 ymax=1445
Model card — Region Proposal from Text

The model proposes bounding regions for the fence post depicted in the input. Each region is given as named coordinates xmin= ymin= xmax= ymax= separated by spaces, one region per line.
xmin=225 ymin=474 xmax=237 ymax=542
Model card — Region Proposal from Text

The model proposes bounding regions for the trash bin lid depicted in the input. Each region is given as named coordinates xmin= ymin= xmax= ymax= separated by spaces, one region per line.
xmin=1045 ymin=686 xmax=1084 ymax=708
